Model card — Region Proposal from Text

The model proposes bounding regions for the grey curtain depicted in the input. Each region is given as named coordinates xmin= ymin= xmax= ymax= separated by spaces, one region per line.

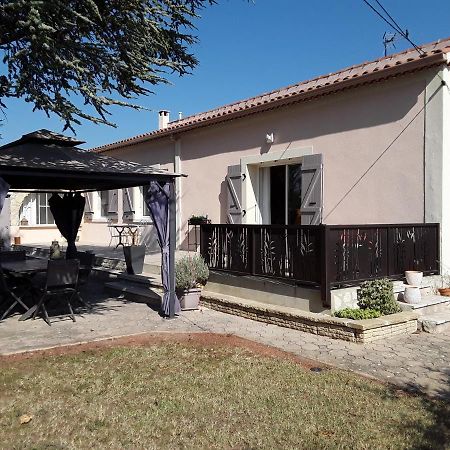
xmin=145 ymin=181 xmax=180 ymax=316
xmin=0 ymin=177 xmax=10 ymax=214
xmin=49 ymin=192 xmax=85 ymax=259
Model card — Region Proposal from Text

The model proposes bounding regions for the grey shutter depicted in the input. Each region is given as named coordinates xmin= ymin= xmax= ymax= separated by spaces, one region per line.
xmin=226 ymin=164 xmax=243 ymax=224
xmin=84 ymin=192 xmax=94 ymax=217
xmin=123 ymin=187 xmax=135 ymax=220
xmin=300 ymin=154 xmax=323 ymax=225
xmin=108 ymin=190 xmax=118 ymax=216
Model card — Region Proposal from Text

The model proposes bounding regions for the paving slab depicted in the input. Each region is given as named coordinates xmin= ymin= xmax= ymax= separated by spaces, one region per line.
xmin=1 ymin=283 xmax=449 ymax=399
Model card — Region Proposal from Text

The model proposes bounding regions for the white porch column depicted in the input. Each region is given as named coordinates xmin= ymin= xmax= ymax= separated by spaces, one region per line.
xmin=424 ymin=64 xmax=450 ymax=271
xmin=174 ymin=138 xmax=182 ymax=247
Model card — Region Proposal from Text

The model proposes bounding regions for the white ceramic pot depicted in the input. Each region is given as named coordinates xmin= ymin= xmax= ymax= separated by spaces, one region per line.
xmin=405 ymin=271 xmax=423 ymax=287
xmin=403 ymin=285 xmax=421 ymax=304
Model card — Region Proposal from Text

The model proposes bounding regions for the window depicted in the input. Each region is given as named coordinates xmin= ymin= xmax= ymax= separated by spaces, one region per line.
xmin=19 ymin=193 xmax=55 ymax=225
xmin=99 ymin=191 xmax=109 ymax=217
xmin=139 ymin=185 xmax=151 ymax=217
xmin=258 ymin=163 xmax=302 ymax=225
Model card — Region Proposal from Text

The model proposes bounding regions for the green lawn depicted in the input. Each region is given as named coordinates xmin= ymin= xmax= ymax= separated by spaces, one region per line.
xmin=0 ymin=341 xmax=449 ymax=449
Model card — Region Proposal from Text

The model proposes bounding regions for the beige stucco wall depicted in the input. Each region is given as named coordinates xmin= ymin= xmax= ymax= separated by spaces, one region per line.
xmin=93 ymin=70 xmax=429 ymax=249
xmin=15 ymin=69 xmax=428 ymax=250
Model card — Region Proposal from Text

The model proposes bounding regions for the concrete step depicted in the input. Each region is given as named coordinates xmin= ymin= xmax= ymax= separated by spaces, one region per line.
xmin=397 ymin=295 xmax=450 ymax=316
xmin=418 ymin=311 xmax=450 ymax=333
xmin=105 ymin=281 xmax=162 ymax=305
xmin=116 ymin=272 xmax=162 ymax=288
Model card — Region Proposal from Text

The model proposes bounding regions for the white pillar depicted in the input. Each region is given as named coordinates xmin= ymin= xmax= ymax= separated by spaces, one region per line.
xmin=174 ymin=138 xmax=182 ymax=248
xmin=424 ymin=64 xmax=450 ymax=272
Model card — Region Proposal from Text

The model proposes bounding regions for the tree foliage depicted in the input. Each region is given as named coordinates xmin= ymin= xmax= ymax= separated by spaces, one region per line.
xmin=0 ymin=0 xmax=214 ymax=131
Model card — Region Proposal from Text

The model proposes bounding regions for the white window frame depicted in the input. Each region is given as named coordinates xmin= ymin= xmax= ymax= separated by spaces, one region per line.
xmin=133 ymin=185 xmax=153 ymax=222
xmin=240 ymin=146 xmax=313 ymax=225
xmin=19 ymin=193 xmax=56 ymax=226
xmin=93 ymin=191 xmax=109 ymax=221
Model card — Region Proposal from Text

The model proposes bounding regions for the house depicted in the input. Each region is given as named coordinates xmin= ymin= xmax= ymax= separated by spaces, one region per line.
xmin=9 ymin=37 xmax=449 ymax=311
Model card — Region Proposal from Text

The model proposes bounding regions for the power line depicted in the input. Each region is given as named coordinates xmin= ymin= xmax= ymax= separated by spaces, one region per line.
xmin=361 ymin=0 xmax=425 ymax=55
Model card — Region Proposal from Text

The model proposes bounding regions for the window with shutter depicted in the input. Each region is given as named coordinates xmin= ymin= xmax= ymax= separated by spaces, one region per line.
xmin=300 ymin=154 xmax=323 ymax=225
xmin=122 ymin=187 xmax=135 ymax=220
xmin=226 ymin=164 xmax=243 ymax=224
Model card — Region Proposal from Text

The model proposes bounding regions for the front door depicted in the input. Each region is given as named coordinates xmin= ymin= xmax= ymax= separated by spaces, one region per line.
xmin=268 ymin=164 xmax=302 ymax=225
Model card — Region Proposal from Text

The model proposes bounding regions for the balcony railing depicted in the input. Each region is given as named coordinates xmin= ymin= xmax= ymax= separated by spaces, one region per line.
xmin=200 ymin=223 xmax=440 ymax=305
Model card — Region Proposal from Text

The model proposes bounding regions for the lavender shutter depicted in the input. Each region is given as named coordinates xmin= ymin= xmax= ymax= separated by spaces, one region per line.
xmin=226 ymin=164 xmax=243 ymax=224
xmin=123 ymin=188 xmax=134 ymax=220
xmin=108 ymin=190 xmax=118 ymax=216
xmin=300 ymin=154 xmax=323 ymax=225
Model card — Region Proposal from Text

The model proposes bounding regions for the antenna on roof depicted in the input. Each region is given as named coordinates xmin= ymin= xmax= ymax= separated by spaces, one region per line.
xmin=382 ymin=31 xmax=401 ymax=57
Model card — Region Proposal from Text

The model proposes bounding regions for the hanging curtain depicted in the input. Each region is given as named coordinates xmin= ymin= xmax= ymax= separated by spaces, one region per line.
xmin=0 ymin=177 xmax=10 ymax=215
xmin=49 ymin=192 xmax=85 ymax=259
xmin=145 ymin=181 xmax=180 ymax=316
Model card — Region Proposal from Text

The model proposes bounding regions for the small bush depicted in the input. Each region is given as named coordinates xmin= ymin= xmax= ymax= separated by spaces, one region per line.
xmin=175 ymin=254 xmax=209 ymax=290
xmin=333 ymin=308 xmax=381 ymax=320
xmin=357 ymin=278 xmax=401 ymax=315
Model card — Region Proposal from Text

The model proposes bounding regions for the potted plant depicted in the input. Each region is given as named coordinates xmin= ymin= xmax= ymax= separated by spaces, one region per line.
xmin=188 ymin=215 xmax=210 ymax=225
xmin=437 ymin=273 xmax=450 ymax=297
xmin=175 ymin=254 xmax=209 ymax=310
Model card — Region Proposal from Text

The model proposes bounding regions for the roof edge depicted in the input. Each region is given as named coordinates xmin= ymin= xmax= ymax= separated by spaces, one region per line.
xmin=93 ymin=40 xmax=450 ymax=154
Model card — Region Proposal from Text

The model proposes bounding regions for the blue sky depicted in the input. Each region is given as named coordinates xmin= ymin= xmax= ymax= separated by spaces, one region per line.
xmin=2 ymin=0 xmax=450 ymax=148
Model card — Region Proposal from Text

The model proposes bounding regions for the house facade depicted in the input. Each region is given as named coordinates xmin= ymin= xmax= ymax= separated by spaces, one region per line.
xmin=10 ymin=38 xmax=450 ymax=270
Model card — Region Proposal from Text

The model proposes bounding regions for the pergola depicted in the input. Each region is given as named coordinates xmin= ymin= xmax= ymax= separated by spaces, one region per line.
xmin=0 ymin=130 xmax=182 ymax=318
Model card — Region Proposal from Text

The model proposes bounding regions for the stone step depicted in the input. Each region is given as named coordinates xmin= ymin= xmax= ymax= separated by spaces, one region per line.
xmin=105 ymin=281 xmax=162 ymax=305
xmin=418 ymin=311 xmax=450 ymax=333
xmin=397 ymin=295 xmax=450 ymax=316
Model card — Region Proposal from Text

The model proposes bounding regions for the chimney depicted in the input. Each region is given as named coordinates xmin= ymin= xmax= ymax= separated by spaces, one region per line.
xmin=158 ymin=110 xmax=170 ymax=130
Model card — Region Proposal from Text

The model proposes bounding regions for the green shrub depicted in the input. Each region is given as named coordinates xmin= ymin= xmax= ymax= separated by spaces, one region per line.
xmin=175 ymin=254 xmax=209 ymax=290
xmin=357 ymin=278 xmax=401 ymax=315
xmin=333 ymin=308 xmax=381 ymax=320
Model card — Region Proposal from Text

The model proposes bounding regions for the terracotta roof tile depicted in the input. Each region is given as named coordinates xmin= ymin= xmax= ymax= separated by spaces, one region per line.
xmin=93 ymin=37 xmax=450 ymax=153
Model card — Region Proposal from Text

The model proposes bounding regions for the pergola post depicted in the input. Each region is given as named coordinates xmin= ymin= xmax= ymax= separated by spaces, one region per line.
xmin=168 ymin=178 xmax=176 ymax=318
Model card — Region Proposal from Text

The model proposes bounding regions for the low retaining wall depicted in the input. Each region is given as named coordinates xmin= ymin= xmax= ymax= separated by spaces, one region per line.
xmin=201 ymin=291 xmax=418 ymax=343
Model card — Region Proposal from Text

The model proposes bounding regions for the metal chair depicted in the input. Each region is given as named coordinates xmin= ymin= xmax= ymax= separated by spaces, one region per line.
xmin=0 ymin=267 xmax=29 ymax=320
xmin=76 ymin=251 xmax=95 ymax=285
xmin=107 ymin=219 xmax=122 ymax=247
xmin=32 ymin=259 xmax=82 ymax=326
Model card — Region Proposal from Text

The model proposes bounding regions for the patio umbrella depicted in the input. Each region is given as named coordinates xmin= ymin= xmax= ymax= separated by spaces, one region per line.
xmin=145 ymin=181 xmax=180 ymax=316
xmin=49 ymin=192 xmax=85 ymax=259
xmin=0 ymin=177 xmax=9 ymax=214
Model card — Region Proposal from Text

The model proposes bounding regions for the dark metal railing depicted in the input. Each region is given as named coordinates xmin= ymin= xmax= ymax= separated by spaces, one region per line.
xmin=200 ymin=223 xmax=440 ymax=306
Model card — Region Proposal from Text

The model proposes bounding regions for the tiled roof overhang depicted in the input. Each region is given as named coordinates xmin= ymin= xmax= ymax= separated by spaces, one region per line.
xmin=93 ymin=39 xmax=450 ymax=154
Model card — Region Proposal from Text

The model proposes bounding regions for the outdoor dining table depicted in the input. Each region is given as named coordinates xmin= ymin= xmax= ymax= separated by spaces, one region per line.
xmin=108 ymin=224 xmax=140 ymax=248
xmin=2 ymin=259 xmax=49 ymax=321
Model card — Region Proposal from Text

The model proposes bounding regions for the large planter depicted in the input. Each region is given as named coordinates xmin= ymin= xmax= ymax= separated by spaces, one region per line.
xmin=123 ymin=245 xmax=145 ymax=275
xmin=405 ymin=271 xmax=423 ymax=287
xmin=177 ymin=288 xmax=201 ymax=310
xmin=403 ymin=285 xmax=421 ymax=304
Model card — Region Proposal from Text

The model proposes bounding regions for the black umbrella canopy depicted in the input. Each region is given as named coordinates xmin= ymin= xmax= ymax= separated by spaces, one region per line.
xmin=0 ymin=130 xmax=182 ymax=192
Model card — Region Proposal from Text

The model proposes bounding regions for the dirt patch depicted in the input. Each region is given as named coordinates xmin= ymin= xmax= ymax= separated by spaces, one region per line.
xmin=0 ymin=332 xmax=326 ymax=370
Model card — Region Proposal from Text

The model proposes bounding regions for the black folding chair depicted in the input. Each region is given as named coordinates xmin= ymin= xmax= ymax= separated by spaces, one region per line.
xmin=0 ymin=267 xmax=29 ymax=320
xmin=32 ymin=259 xmax=83 ymax=326
xmin=75 ymin=251 xmax=95 ymax=285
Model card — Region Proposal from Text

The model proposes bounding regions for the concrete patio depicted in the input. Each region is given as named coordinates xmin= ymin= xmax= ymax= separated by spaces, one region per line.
xmin=1 ymin=278 xmax=449 ymax=400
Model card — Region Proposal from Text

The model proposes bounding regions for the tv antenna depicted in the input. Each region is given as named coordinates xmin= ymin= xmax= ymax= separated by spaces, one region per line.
xmin=382 ymin=31 xmax=403 ymax=56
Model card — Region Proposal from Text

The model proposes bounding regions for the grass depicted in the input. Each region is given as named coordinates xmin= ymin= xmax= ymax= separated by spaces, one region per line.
xmin=0 ymin=342 xmax=449 ymax=449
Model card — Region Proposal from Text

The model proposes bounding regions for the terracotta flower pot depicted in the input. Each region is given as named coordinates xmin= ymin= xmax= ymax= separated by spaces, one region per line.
xmin=438 ymin=287 xmax=450 ymax=297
